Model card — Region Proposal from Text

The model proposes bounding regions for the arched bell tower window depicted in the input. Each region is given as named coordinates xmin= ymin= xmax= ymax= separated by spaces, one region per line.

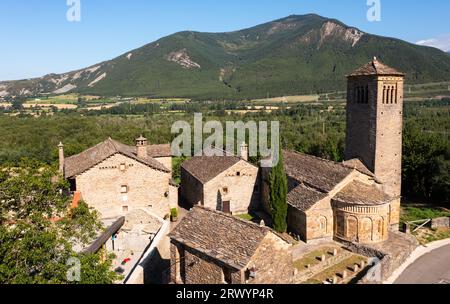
xmin=365 ymin=85 xmax=369 ymax=104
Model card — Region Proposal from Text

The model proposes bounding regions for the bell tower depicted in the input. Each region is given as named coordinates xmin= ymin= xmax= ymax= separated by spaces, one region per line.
xmin=345 ymin=58 xmax=405 ymax=227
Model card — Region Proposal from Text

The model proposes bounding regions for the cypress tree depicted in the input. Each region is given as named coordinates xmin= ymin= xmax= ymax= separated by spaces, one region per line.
xmin=268 ymin=148 xmax=288 ymax=233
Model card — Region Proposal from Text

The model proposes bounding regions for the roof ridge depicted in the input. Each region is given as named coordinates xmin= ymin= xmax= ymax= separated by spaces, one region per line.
xmin=66 ymin=138 xmax=115 ymax=161
xmin=193 ymin=205 xmax=271 ymax=232
xmin=285 ymin=150 xmax=344 ymax=167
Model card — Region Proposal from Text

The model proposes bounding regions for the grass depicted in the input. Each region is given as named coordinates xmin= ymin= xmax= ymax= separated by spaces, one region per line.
xmin=293 ymin=247 xmax=338 ymax=271
xmin=306 ymin=255 xmax=367 ymax=284
xmin=401 ymin=206 xmax=450 ymax=224
xmin=235 ymin=214 xmax=255 ymax=221
xmin=414 ymin=227 xmax=450 ymax=245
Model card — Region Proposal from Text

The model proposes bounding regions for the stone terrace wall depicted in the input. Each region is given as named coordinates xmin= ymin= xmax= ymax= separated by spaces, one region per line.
xmin=431 ymin=217 xmax=450 ymax=229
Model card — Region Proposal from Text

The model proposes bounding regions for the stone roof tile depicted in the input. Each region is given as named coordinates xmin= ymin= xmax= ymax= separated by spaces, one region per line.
xmin=283 ymin=150 xmax=353 ymax=193
xmin=169 ymin=207 xmax=269 ymax=269
xmin=64 ymin=138 xmax=170 ymax=178
xmin=348 ymin=58 xmax=405 ymax=77
xmin=333 ymin=180 xmax=392 ymax=205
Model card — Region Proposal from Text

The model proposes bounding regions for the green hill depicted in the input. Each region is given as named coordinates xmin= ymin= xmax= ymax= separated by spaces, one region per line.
xmin=2 ymin=14 xmax=450 ymax=99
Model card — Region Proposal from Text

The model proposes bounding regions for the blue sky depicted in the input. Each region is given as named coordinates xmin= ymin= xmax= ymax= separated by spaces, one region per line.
xmin=1 ymin=0 xmax=449 ymax=81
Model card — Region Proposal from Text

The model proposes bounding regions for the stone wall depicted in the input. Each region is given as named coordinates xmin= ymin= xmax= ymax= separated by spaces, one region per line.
xmin=345 ymin=76 xmax=378 ymax=173
xmin=287 ymin=206 xmax=307 ymax=240
xmin=431 ymin=217 xmax=450 ymax=229
xmin=170 ymin=241 xmax=242 ymax=284
xmin=155 ymin=157 xmax=172 ymax=173
xmin=305 ymin=199 xmax=334 ymax=242
xmin=333 ymin=203 xmax=390 ymax=244
xmin=75 ymin=153 xmax=171 ymax=219
xmin=202 ymin=161 xmax=259 ymax=214
xmin=246 ymin=232 xmax=294 ymax=284
xmin=180 ymin=167 xmax=204 ymax=206
xmin=345 ymin=75 xmax=404 ymax=223
xmin=374 ymin=77 xmax=404 ymax=200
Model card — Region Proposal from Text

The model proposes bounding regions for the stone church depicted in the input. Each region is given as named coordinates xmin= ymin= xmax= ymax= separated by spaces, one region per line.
xmin=58 ymin=136 xmax=177 ymax=219
xmin=261 ymin=58 xmax=405 ymax=245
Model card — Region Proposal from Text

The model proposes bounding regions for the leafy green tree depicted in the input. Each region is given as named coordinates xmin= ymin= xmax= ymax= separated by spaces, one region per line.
xmin=402 ymin=124 xmax=449 ymax=205
xmin=268 ymin=148 xmax=288 ymax=233
xmin=0 ymin=160 xmax=119 ymax=284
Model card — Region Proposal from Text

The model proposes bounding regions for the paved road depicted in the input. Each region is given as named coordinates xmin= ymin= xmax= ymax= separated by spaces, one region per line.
xmin=395 ymin=244 xmax=450 ymax=284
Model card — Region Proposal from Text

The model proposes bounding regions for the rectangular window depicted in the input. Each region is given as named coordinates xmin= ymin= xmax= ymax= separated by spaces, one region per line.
xmin=223 ymin=187 xmax=229 ymax=194
xmin=122 ymin=206 xmax=129 ymax=213
xmin=120 ymin=163 xmax=126 ymax=171
xmin=121 ymin=185 xmax=129 ymax=194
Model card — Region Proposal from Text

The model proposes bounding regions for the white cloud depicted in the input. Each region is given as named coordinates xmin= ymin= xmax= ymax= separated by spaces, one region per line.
xmin=416 ymin=33 xmax=450 ymax=52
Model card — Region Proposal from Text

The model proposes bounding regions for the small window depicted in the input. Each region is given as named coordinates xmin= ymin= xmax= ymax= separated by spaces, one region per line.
xmin=120 ymin=163 xmax=126 ymax=171
xmin=237 ymin=172 xmax=241 ymax=176
xmin=121 ymin=185 xmax=129 ymax=194
xmin=122 ymin=206 xmax=129 ymax=213
xmin=223 ymin=187 xmax=229 ymax=194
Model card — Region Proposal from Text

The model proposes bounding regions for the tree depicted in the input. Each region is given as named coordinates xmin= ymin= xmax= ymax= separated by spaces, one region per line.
xmin=268 ymin=148 xmax=288 ymax=233
xmin=402 ymin=124 xmax=449 ymax=205
xmin=0 ymin=160 xmax=119 ymax=284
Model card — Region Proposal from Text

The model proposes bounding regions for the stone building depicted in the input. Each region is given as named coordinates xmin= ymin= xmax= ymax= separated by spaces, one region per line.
xmin=58 ymin=136 xmax=177 ymax=219
xmin=169 ymin=206 xmax=293 ymax=284
xmin=180 ymin=144 xmax=260 ymax=215
xmin=261 ymin=58 xmax=405 ymax=245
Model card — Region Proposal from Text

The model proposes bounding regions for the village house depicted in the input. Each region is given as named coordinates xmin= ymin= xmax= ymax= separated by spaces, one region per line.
xmin=180 ymin=144 xmax=260 ymax=215
xmin=169 ymin=206 xmax=294 ymax=284
xmin=261 ymin=58 xmax=404 ymax=245
xmin=58 ymin=136 xmax=178 ymax=219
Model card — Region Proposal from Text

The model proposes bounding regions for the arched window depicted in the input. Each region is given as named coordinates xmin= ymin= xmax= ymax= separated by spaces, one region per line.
xmin=383 ymin=86 xmax=386 ymax=104
xmin=390 ymin=86 xmax=395 ymax=104
xmin=386 ymin=86 xmax=391 ymax=104
xmin=356 ymin=86 xmax=360 ymax=103
xmin=365 ymin=85 xmax=369 ymax=103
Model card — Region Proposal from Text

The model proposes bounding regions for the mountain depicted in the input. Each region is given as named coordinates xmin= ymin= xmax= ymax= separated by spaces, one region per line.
xmin=1 ymin=14 xmax=450 ymax=99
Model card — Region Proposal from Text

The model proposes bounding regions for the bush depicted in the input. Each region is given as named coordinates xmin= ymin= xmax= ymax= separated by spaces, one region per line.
xmin=170 ymin=208 xmax=179 ymax=219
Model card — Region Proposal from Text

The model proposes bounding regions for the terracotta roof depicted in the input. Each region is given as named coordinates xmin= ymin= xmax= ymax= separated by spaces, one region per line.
xmin=287 ymin=184 xmax=328 ymax=211
xmin=169 ymin=207 xmax=270 ymax=269
xmin=283 ymin=150 xmax=353 ymax=193
xmin=333 ymin=181 xmax=392 ymax=206
xmin=348 ymin=58 xmax=405 ymax=77
xmin=181 ymin=156 xmax=242 ymax=184
xmin=64 ymin=138 xmax=170 ymax=178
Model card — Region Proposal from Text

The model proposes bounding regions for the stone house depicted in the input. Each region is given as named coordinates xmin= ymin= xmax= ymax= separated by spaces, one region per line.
xmin=180 ymin=144 xmax=260 ymax=215
xmin=261 ymin=58 xmax=404 ymax=245
xmin=169 ymin=206 xmax=294 ymax=284
xmin=58 ymin=136 xmax=178 ymax=219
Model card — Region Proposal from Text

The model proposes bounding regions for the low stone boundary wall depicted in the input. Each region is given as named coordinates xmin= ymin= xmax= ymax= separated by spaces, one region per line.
xmin=339 ymin=231 xmax=418 ymax=284
xmin=431 ymin=217 xmax=450 ymax=229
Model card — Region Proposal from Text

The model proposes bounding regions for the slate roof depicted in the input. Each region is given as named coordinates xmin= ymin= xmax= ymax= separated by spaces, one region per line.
xmin=64 ymin=138 xmax=170 ymax=178
xmin=348 ymin=58 xmax=405 ymax=77
xmin=287 ymin=184 xmax=328 ymax=211
xmin=342 ymin=158 xmax=376 ymax=178
xmin=169 ymin=206 xmax=270 ymax=269
xmin=333 ymin=181 xmax=392 ymax=206
xmin=147 ymin=144 xmax=172 ymax=158
xmin=283 ymin=150 xmax=353 ymax=193
xmin=181 ymin=156 xmax=243 ymax=184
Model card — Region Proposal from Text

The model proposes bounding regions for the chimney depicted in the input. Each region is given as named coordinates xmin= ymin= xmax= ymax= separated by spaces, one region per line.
xmin=58 ymin=142 xmax=65 ymax=176
xmin=136 ymin=135 xmax=148 ymax=159
xmin=240 ymin=142 xmax=249 ymax=161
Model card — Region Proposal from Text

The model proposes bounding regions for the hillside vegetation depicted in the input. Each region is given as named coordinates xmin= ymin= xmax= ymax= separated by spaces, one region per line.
xmin=1 ymin=14 xmax=450 ymax=99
